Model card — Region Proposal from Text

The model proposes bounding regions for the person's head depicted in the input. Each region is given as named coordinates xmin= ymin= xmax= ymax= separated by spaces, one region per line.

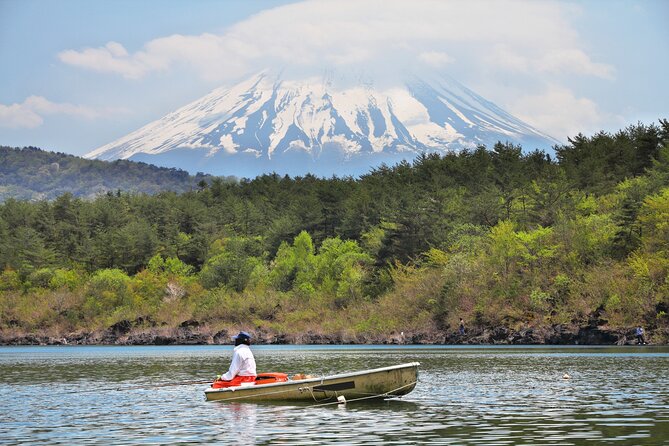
xmin=233 ymin=331 xmax=251 ymax=346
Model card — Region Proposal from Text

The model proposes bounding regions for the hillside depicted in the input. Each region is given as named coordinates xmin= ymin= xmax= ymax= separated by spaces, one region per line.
xmin=1 ymin=120 xmax=668 ymax=345
xmin=0 ymin=146 xmax=215 ymax=201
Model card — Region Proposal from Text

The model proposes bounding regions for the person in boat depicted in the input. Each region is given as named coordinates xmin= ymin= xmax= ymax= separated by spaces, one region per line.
xmin=218 ymin=331 xmax=257 ymax=386
xmin=636 ymin=326 xmax=646 ymax=345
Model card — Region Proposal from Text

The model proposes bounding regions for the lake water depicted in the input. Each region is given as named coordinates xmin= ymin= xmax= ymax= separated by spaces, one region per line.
xmin=0 ymin=345 xmax=668 ymax=445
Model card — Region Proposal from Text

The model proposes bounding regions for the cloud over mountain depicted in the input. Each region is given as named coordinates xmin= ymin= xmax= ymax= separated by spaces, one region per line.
xmin=57 ymin=0 xmax=614 ymax=139
xmin=59 ymin=0 xmax=612 ymax=83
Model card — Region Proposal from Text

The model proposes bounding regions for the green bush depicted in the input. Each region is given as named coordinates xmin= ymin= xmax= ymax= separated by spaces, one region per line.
xmin=0 ymin=268 xmax=21 ymax=291
xmin=27 ymin=268 xmax=55 ymax=289
xmin=49 ymin=269 xmax=82 ymax=290
xmin=85 ymin=269 xmax=132 ymax=316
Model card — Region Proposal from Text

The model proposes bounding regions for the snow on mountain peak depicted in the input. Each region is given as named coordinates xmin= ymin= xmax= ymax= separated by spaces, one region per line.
xmin=85 ymin=70 xmax=558 ymax=177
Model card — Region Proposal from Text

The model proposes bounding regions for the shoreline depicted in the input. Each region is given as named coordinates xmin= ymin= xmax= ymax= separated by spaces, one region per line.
xmin=1 ymin=322 xmax=666 ymax=346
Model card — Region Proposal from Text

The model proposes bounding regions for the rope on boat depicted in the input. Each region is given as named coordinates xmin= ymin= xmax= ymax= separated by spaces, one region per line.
xmin=308 ymin=380 xmax=418 ymax=407
xmin=307 ymin=381 xmax=332 ymax=403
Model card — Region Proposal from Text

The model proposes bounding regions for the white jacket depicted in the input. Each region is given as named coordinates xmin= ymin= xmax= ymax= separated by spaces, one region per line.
xmin=221 ymin=344 xmax=257 ymax=380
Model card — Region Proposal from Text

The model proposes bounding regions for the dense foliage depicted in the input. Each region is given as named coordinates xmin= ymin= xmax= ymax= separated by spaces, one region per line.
xmin=0 ymin=146 xmax=218 ymax=200
xmin=1 ymin=120 xmax=669 ymax=341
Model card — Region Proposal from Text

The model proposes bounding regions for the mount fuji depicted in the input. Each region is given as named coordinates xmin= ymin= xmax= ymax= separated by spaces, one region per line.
xmin=86 ymin=70 xmax=558 ymax=177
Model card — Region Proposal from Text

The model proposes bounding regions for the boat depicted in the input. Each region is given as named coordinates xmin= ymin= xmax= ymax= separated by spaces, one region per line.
xmin=204 ymin=362 xmax=420 ymax=403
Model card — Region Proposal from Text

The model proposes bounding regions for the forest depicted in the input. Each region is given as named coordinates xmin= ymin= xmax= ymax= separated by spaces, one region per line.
xmin=1 ymin=120 xmax=668 ymax=344
xmin=0 ymin=146 xmax=216 ymax=201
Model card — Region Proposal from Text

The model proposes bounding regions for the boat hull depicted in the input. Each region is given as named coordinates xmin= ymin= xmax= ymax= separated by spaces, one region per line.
xmin=204 ymin=362 xmax=420 ymax=403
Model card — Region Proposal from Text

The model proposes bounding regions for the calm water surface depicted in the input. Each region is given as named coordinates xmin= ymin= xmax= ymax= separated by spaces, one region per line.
xmin=0 ymin=345 xmax=668 ymax=445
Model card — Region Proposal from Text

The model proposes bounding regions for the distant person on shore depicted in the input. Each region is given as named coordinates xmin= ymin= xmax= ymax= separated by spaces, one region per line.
xmin=636 ymin=326 xmax=646 ymax=345
xmin=459 ymin=318 xmax=465 ymax=336
xmin=218 ymin=331 xmax=257 ymax=386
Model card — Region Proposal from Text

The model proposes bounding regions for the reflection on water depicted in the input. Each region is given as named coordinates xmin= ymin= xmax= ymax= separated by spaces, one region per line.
xmin=1 ymin=345 xmax=668 ymax=445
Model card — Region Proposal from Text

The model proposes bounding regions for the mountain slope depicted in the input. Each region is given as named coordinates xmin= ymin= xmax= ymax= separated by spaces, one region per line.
xmin=87 ymin=71 xmax=558 ymax=177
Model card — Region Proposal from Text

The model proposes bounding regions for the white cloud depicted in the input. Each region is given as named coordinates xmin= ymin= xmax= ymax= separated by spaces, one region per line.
xmin=57 ymin=0 xmax=614 ymax=84
xmin=488 ymin=45 xmax=530 ymax=73
xmin=419 ymin=51 xmax=454 ymax=68
xmin=59 ymin=41 xmax=166 ymax=79
xmin=509 ymin=86 xmax=610 ymax=140
xmin=537 ymin=49 xmax=614 ymax=79
xmin=0 ymin=96 xmax=125 ymax=129
xmin=54 ymin=0 xmax=617 ymax=139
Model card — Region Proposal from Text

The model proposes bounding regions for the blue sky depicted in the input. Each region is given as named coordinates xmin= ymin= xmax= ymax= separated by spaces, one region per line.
xmin=1 ymin=0 xmax=667 ymax=157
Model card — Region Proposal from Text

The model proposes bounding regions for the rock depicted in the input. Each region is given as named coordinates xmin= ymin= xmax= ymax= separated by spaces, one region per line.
xmin=179 ymin=319 xmax=200 ymax=329
xmin=153 ymin=335 xmax=175 ymax=345
xmin=1 ymin=321 xmax=666 ymax=345
xmin=213 ymin=330 xmax=230 ymax=344
xmin=576 ymin=327 xmax=620 ymax=345
xmin=545 ymin=324 xmax=579 ymax=344
xmin=108 ymin=320 xmax=132 ymax=336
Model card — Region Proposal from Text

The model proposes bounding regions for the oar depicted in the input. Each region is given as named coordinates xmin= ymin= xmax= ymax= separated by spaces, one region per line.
xmin=57 ymin=379 xmax=213 ymax=395
xmin=123 ymin=379 xmax=213 ymax=390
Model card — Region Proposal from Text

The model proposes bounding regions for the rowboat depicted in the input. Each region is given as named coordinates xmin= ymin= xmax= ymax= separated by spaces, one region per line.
xmin=204 ymin=362 xmax=420 ymax=403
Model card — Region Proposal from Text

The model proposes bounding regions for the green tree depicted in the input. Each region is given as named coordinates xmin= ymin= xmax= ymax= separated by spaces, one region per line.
xmin=487 ymin=220 xmax=527 ymax=279
xmin=8 ymin=227 xmax=56 ymax=274
xmin=147 ymin=254 xmax=194 ymax=278
xmin=635 ymin=187 xmax=669 ymax=285
xmin=199 ymin=237 xmax=263 ymax=291
xmin=315 ymin=237 xmax=372 ymax=306
xmin=269 ymin=231 xmax=316 ymax=292
xmin=85 ymin=268 xmax=133 ymax=316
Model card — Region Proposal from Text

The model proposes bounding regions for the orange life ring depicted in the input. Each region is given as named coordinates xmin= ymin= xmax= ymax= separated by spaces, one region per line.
xmin=211 ymin=372 xmax=288 ymax=388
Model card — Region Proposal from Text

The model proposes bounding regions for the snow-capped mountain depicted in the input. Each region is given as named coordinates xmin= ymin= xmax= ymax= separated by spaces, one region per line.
xmin=86 ymin=70 xmax=558 ymax=177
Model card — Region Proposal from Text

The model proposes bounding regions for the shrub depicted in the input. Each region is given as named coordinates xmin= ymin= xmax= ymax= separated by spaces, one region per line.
xmin=0 ymin=268 xmax=21 ymax=291
xmin=147 ymin=254 xmax=194 ymax=277
xmin=27 ymin=268 xmax=55 ymax=289
xmin=49 ymin=269 xmax=82 ymax=290
xmin=85 ymin=269 xmax=132 ymax=317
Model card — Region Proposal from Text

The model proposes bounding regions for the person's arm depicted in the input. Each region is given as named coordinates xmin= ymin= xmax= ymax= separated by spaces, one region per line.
xmin=221 ymin=351 xmax=241 ymax=381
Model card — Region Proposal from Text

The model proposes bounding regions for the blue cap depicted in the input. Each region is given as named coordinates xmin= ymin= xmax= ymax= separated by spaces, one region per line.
xmin=232 ymin=331 xmax=251 ymax=340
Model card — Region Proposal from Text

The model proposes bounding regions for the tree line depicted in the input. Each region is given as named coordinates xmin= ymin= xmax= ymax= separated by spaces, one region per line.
xmin=1 ymin=120 xmax=668 ymax=340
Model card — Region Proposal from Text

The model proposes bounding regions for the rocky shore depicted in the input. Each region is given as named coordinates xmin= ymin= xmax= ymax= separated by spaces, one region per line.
xmin=1 ymin=318 xmax=666 ymax=346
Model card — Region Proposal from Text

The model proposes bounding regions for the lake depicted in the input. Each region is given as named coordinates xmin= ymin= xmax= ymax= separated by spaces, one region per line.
xmin=1 ymin=345 xmax=668 ymax=445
